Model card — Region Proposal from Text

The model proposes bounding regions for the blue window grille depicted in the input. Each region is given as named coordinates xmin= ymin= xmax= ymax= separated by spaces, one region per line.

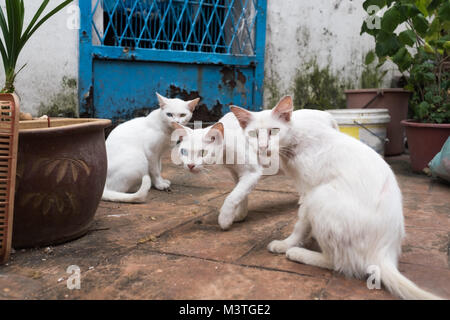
xmin=79 ymin=0 xmax=266 ymax=121
xmin=93 ymin=0 xmax=257 ymax=55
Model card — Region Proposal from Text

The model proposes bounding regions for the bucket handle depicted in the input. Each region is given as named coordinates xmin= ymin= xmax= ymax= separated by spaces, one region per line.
xmin=361 ymin=90 xmax=384 ymax=109
xmin=353 ymin=120 xmax=390 ymax=144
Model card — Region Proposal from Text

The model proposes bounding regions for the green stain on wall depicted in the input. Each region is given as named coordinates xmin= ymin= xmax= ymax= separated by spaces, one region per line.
xmin=38 ymin=76 xmax=78 ymax=117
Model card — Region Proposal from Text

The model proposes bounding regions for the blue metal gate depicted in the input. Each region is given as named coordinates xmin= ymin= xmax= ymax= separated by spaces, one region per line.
xmin=79 ymin=0 xmax=267 ymax=124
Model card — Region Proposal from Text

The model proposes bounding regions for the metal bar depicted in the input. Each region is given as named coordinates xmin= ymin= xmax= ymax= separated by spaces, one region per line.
xmin=183 ymin=0 xmax=203 ymax=51
xmin=168 ymin=0 xmax=188 ymax=49
xmin=79 ymin=0 xmax=94 ymax=116
xmin=353 ymin=120 xmax=390 ymax=144
xmin=152 ymin=0 xmax=172 ymax=49
xmin=91 ymin=45 xmax=257 ymax=65
xmin=198 ymin=1 xmax=219 ymax=51
xmin=213 ymin=0 xmax=234 ymax=52
xmin=361 ymin=90 xmax=384 ymax=109
xmin=253 ymin=0 xmax=267 ymax=110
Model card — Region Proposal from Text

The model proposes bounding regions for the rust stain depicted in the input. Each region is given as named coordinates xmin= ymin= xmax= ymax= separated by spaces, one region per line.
xmin=80 ymin=85 xmax=94 ymax=118
xmin=166 ymin=85 xmax=222 ymax=123
xmin=167 ymin=85 xmax=200 ymax=101
xmin=237 ymin=69 xmax=246 ymax=85
xmin=220 ymin=66 xmax=237 ymax=89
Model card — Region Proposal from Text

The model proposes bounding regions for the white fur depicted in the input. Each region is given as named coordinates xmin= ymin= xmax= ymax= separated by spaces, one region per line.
xmin=235 ymin=97 xmax=442 ymax=300
xmin=102 ymin=93 xmax=199 ymax=203
xmin=174 ymin=109 xmax=338 ymax=230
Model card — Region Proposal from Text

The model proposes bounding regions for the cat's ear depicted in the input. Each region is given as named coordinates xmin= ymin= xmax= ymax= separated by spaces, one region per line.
xmin=187 ymin=97 xmax=200 ymax=112
xmin=205 ymin=122 xmax=224 ymax=143
xmin=230 ymin=105 xmax=253 ymax=129
xmin=272 ymin=95 xmax=293 ymax=122
xmin=156 ymin=92 xmax=169 ymax=109
xmin=171 ymin=122 xmax=188 ymax=142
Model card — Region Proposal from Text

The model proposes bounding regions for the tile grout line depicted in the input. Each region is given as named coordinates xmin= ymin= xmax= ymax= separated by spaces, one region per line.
xmin=145 ymin=248 xmax=331 ymax=281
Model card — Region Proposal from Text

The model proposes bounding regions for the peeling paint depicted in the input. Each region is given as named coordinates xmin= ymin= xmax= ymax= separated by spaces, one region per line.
xmin=167 ymin=85 xmax=222 ymax=123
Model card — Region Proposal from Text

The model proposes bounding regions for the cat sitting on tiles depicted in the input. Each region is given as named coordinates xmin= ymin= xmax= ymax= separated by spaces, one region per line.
xmin=102 ymin=93 xmax=199 ymax=203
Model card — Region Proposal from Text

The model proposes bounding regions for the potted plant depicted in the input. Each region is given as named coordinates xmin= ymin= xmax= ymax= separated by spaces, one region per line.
xmin=360 ymin=0 xmax=449 ymax=171
xmin=1 ymin=0 xmax=111 ymax=248
xmin=346 ymin=50 xmax=412 ymax=157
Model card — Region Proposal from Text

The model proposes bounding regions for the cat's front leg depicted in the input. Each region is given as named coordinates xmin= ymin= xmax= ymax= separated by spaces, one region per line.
xmin=234 ymin=196 xmax=248 ymax=222
xmin=268 ymin=206 xmax=311 ymax=253
xmin=227 ymin=169 xmax=249 ymax=222
xmin=149 ymin=156 xmax=171 ymax=190
xmin=219 ymin=169 xmax=261 ymax=230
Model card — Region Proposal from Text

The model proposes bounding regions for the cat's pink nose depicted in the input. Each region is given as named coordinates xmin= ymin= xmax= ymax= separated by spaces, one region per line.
xmin=188 ymin=164 xmax=195 ymax=170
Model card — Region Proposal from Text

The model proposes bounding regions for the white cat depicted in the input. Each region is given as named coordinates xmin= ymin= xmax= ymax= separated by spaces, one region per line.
xmin=102 ymin=93 xmax=199 ymax=203
xmin=229 ymin=96 xmax=441 ymax=300
xmin=172 ymin=103 xmax=338 ymax=229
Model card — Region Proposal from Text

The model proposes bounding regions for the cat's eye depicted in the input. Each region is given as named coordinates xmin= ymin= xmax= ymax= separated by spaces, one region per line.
xmin=166 ymin=113 xmax=173 ymax=117
xmin=270 ymin=128 xmax=280 ymax=135
xmin=180 ymin=148 xmax=188 ymax=156
xmin=248 ymin=130 xmax=258 ymax=138
xmin=180 ymin=113 xmax=186 ymax=117
xmin=200 ymin=150 xmax=208 ymax=157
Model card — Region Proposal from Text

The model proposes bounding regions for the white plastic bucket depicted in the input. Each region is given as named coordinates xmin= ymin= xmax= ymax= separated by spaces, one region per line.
xmin=327 ymin=108 xmax=391 ymax=155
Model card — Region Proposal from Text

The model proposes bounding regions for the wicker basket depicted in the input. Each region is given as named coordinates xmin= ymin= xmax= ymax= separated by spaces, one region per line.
xmin=0 ymin=94 xmax=19 ymax=264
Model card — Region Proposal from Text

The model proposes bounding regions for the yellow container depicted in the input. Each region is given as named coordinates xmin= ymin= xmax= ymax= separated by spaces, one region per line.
xmin=327 ymin=109 xmax=391 ymax=155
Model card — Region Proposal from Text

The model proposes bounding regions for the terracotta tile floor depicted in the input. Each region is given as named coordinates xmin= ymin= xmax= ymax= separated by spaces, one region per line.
xmin=0 ymin=154 xmax=449 ymax=300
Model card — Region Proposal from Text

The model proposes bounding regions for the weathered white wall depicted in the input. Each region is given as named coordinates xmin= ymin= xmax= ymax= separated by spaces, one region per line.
xmin=0 ymin=0 xmax=79 ymax=114
xmin=263 ymin=0 xmax=395 ymax=106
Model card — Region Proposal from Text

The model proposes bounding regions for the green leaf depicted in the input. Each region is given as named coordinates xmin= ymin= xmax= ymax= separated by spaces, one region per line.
xmin=415 ymin=0 xmax=432 ymax=16
xmin=444 ymin=41 xmax=450 ymax=50
xmin=398 ymin=29 xmax=416 ymax=46
xmin=361 ymin=19 xmax=380 ymax=36
xmin=375 ymin=31 xmax=402 ymax=57
xmin=416 ymin=101 xmax=430 ymax=120
xmin=412 ymin=14 xmax=429 ymax=36
xmin=365 ymin=51 xmax=376 ymax=65
xmin=392 ymin=47 xmax=413 ymax=71
xmin=438 ymin=1 xmax=450 ymax=21
xmin=397 ymin=3 xmax=421 ymax=18
xmin=427 ymin=0 xmax=441 ymax=12
xmin=423 ymin=72 xmax=436 ymax=81
xmin=424 ymin=42 xmax=435 ymax=53
xmin=425 ymin=17 xmax=440 ymax=42
xmin=21 ymin=0 xmax=50 ymax=45
xmin=23 ymin=0 xmax=73 ymax=45
xmin=381 ymin=6 xmax=404 ymax=32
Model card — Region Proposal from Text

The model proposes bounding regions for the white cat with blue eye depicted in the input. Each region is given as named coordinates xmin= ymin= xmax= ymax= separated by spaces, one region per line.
xmin=172 ymin=98 xmax=338 ymax=230
xmin=102 ymin=92 xmax=199 ymax=203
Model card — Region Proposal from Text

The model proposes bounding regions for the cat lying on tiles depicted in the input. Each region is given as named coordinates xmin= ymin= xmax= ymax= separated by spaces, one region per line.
xmin=102 ymin=93 xmax=200 ymax=203
xmin=172 ymin=96 xmax=338 ymax=230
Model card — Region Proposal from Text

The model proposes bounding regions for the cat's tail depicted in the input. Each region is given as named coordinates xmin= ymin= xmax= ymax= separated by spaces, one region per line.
xmin=379 ymin=261 xmax=443 ymax=300
xmin=102 ymin=175 xmax=151 ymax=203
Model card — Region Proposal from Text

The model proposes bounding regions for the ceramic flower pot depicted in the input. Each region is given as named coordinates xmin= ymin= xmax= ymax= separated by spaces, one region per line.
xmin=401 ymin=120 xmax=450 ymax=173
xmin=13 ymin=117 xmax=111 ymax=248
xmin=345 ymin=89 xmax=411 ymax=156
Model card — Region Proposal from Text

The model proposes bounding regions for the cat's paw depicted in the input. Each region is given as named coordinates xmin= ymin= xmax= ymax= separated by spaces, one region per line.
xmin=218 ymin=212 xmax=234 ymax=230
xmin=154 ymin=179 xmax=171 ymax=190
xmin=267 ymin=240 xmax=290 ymax=254
xmin=286 ymin=247 xmax=305 ymax=263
